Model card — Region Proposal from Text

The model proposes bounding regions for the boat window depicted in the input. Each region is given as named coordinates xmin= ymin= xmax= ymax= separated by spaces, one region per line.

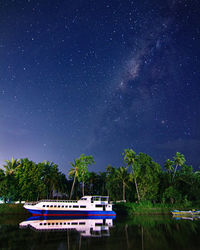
xmin=43 ymin=205 xmax=45 ymax=207
xmin=62 ymin=205 xmax=64 ymax=208
xmin=47 ymin=205 xmax=49 ymax=207
xmin=73 ymin=205 xmax=79 ymax=208
xmin=56 ymin=223 xmax=58 ymax=225
xmin=64 ymin=222 xmax=66 ymax=225
xmin=58 ymin=205 xmax=60 ymax=208
xmin=72 ymin=222 xmax=78 ymax=225
xmin=40 ymin=223 xmax=42 ymax=225
xmin=65 ymin=206 xmax=68 ymax=208
xmin=92 ymin=231 xmax=101 ymax=236
xmin=92 ymin=197 xmax=100 ymax=201
xmin=96 ymin=205 xmax=103 ymax=208
xmin=54 ymin=205 xmax=57 ymax=207
xmin=101 ymin=197 xmax=108 ymax=201
xmin=80 ymin=205 xmax=86 ymax=208
xmin=91 ymin=196 xmax=108 ymax=202
xmin=60 ymin=222 xmax=62 ymax=225
xmin=48 ymin=223 xmax=50 ymax=225
xmin=50 ymin=205 xmax=53 ymax=207
xmin=79 ymin=222 xmax=85 ymax=225
xmin=44 ymin=223 xmax=46 ymax=225
xmin=52 ymin=223 xmax=54 ymax=225
xmin=69 ymin=206 xmax=71 ymax=208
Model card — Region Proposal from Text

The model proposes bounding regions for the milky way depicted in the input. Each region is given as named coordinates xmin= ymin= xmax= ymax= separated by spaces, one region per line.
xmin=0 ymin=0 xmax=199 ymax=172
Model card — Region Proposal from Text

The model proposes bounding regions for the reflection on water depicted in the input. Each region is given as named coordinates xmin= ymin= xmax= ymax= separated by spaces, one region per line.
xmin=1 ymin=215 xmax=200 ymax=249
xmin=19 ymin=216 xmax=115 ymax=237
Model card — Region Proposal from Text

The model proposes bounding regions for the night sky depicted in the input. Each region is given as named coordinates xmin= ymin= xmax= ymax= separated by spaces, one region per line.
xmin=0 ymin=0 xmax=200 ymax=173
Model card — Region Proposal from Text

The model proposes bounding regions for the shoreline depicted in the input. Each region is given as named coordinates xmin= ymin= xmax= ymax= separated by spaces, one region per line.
xmin=113 ymin=202 xmax=197 ymax=216
xmin=0 ymin=204 xmax=29 ymax=215
xmin=0 ymin=203 xmax=188 ymax=216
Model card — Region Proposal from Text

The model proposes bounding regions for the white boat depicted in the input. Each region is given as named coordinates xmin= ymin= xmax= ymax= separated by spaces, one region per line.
xmin=19 ymin=216 xmax=114 ymax=237
xmin=23 ymin=196 xmax=116 ymax=217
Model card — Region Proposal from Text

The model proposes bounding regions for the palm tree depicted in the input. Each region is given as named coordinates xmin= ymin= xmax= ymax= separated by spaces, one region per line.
xmin=88 ymin=172 xmax=98 ymax=194
xmin=0 ymin=169 xmax=6 ymax=201
xmin=43 ymin=161 xmax=59 ymax=198
xmin=164 ymin=159 xmax=174 ymax=183
xmin=68 ymin=157 xmax=82 ymax=199
xmin=78 ymin=165 xmax=88 ymax=196
xmin=76 ymin=154 xmax=94 ymax=196
xmin=172 ymin=152 xmax=186 ymax=181
xmin=3 ymin=157 xmax=21 ymax=202
xmin=99 ymin=172 xmax=107 ymax=195
xmin=105 ymin=165 xmax=116 ymax=197
xmin=123 ymin=149 xmax=141 ymax=201
xmin=57 ymin=172 xmax=69 ymax=198
xmin=115 ymin=167 xmax=129 ymax=201
xmin=164 ymin=159 xmax=174 ymax=173
xmin=3 ymin=157 xmax=20 ymax=175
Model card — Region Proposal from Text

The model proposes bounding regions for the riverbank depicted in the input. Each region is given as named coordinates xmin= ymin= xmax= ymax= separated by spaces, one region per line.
xmin=113 ymin=202 xmax=198 ymax=216
xmin=0 ymin=204 xmax=28 ymax=215
xmin=0 ymin=202 xmax=197 ymax=216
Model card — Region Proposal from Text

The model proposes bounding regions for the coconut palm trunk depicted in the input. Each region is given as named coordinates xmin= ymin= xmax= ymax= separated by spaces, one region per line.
xmin=82 ymin=181 xmax=84 ymax=196
xmin=134 ymin=177 xmax=140 ymax=201
xmin=123 ymin=181 xmax=125 ymax=201
xmin=172 ymin=164 xmax=178 ymax=181
xmin=69 ymin=175 xmax=76 ymax=199
xmin=172 ymin=152 xmax=186 ymax=182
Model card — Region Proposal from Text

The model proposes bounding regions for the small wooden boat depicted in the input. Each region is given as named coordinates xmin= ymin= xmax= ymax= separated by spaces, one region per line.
xmin=172 ymin=215 xmax=200 ymax=221
xmin=171 ymin=209 xmax=200 ymax=216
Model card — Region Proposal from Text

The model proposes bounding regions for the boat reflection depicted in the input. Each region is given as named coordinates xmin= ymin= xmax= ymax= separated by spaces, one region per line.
xmin=19 ymin=215 xmax=115 ymax=237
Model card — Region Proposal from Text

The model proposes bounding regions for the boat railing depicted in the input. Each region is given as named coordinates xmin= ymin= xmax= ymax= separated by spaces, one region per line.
xmin=25 ymin=201 xmax=38 ymax=205
xmin=25 ymin=199 xmax=78 ymax=205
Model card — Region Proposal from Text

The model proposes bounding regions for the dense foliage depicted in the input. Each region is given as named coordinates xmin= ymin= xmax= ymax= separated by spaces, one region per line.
xmin=0 ymin=158 xmax=69 ymax=202
xmin=0 ymin=150 xmax=200 ymax=204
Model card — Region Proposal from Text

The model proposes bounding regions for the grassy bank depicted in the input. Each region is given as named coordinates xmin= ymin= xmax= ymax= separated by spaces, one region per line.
xmin=0 ymin=204 xmax=28 ymax=215
xmin=113 ymin=201 xmax=198 ymax=216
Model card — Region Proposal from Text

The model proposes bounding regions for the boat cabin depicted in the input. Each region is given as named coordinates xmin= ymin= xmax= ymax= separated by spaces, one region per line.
xmin=79 ymin=196 xmax=109 ymax=205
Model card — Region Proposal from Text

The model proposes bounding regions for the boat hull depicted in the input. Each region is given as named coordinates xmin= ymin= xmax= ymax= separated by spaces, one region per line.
xmin=27 ymin=209 xmax=116 ymax=217
xmin=171 ymin=210 xmax=200 ymax=216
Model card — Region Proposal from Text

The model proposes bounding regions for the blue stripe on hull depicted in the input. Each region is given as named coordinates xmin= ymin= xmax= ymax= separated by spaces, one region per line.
xmin=27 ymin=209 xmax=116 ymax=217
xmin=26 ymin=215 xmax=116 ymax=221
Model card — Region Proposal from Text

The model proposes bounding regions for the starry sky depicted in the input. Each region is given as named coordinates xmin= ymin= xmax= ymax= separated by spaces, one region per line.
xmin=0 ymin=0 xmax=200 ymax=173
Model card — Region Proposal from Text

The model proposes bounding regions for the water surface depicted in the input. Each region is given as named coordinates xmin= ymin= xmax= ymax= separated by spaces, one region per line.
xmin=1 ymin=214 xmax=200 ymax=250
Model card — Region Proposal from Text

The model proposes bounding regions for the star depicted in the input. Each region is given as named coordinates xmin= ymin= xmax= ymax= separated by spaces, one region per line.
xmin=0 ymin=0 xmax=199 ymax=171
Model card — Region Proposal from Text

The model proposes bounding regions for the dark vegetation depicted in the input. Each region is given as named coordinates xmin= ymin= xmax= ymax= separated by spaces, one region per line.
xmin=0 ymin=149 xmax=200 ymax=213
xmin=0 ymin=204 xmax=28 ymax=214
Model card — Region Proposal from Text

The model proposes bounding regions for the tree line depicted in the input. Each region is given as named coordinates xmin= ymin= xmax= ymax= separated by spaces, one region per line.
xmin=0 ymin=149 xmax=200 ymax=204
